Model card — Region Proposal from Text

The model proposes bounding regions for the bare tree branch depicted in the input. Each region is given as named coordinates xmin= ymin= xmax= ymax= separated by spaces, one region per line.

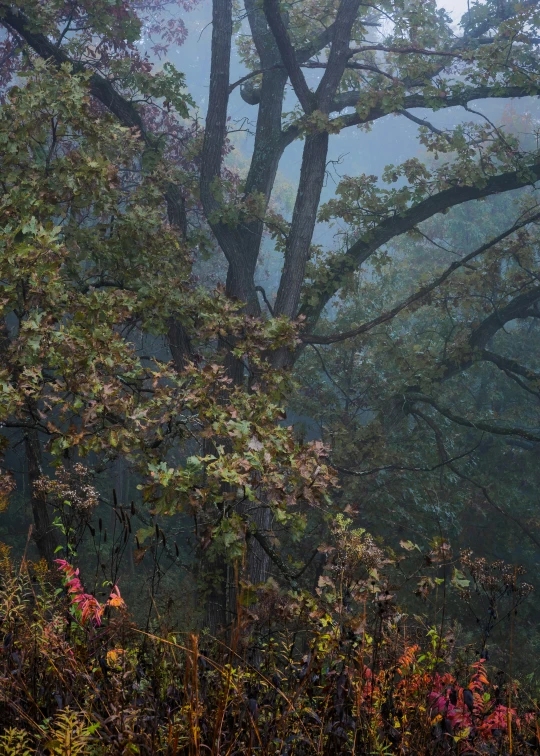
xmin=299 ymin=163 xmax=540 ymax=329
xmin=397 ymin=108 xmax=451 ymax=140
xmin=304 ymin=212 xmax=540 ymax=344
xmin=315 ymin=0 xmax=362 ymax=112
xmin=329 ymin=84 xmax=540 ymax=125
xmin=413 ymin=406 xmax=540 ymax=551
xmin=263 ymin=0 xmax=314 ymax=112
xmin=448 ymin=465 xmax=540 ymax=552
xmin=469 ymin=285 xmax=540 ymax=351
xmin=405 ymin=391 xmax=540 ymax=443
xmin=479 ymin=349 xmax=540 ymax=383
xmin=335 ymin=438 xmax=482 ymax=476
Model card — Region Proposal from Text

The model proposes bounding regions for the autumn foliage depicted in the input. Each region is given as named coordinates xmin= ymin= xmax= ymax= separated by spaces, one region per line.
xmin=54 ymin=558 xmax=125 ymax=627
xmin=2 ymin=0 xmax=540 ymax=753
xmin=0 ymin=528 xmax=539 ymax=755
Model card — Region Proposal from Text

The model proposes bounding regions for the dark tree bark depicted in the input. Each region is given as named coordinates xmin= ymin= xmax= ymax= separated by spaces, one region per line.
xmin=24 ymin=429 xmax=58 ymax=563
xmin=266 ymin=0 xmax=361 ymax=368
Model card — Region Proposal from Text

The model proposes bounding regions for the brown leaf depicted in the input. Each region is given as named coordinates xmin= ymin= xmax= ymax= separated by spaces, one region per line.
xmin=317 ymin=575 xmax=335 ymax=589
xmin=134 ymin=547 xmax=148 ymax=565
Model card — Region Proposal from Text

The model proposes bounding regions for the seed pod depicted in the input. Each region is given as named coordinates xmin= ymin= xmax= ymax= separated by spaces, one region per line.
xmin=248 ymin=698 xmax=258 ymax=719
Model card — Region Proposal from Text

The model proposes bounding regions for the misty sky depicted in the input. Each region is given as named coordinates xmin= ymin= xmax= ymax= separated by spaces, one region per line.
xmin=445 ymin=0 xmax=470 ymax=23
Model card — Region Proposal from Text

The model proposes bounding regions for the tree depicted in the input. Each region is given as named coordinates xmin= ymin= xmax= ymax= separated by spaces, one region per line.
xmin=2 ymin=0 xmax=540 ymax=625
xmin=0 ymin=61 xmax=333 ymax=626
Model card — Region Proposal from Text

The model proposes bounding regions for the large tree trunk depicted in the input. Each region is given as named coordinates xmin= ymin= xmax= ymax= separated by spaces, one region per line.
xmin=24 ymin=429 xmax=57 ymax=562
xmin=245 ymin=505 xmax=272 ymax=585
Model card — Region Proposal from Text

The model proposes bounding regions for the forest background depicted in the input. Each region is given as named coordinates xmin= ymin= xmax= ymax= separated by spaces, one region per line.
xmin=1 ymin=0 xmax=540 ymax=751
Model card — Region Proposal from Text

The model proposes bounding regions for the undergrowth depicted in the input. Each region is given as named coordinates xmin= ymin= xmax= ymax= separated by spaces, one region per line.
xmin=0 ymin=522 xmax=539 ymax=755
